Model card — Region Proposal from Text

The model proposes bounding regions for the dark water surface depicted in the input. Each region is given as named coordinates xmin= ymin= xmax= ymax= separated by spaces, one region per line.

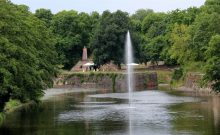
xmin=0 ymin=89 xmax=220 ymax=135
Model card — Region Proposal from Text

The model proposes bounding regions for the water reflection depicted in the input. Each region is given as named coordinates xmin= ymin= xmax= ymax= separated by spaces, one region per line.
xmin=170 ymin=96 xmax=220 ymax=135
xmin=57 ymin=91 xmax=199 ymax=135
xmin=212 ymin=97 xmax=220 ymax=130
xmin=0 ymin=89 xmax=219 ymax=135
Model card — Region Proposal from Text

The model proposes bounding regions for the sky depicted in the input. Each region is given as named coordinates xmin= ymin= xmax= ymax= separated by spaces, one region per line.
xmin=10 ymin=0 xmax=206 ymax=14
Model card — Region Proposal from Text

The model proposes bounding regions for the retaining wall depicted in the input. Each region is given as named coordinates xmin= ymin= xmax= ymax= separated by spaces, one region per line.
xmin=54 ymin=72 xmax=158 ymax=92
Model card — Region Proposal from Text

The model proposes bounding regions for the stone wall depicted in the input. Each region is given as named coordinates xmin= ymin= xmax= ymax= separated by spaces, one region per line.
xmin=184 ymin=72 xmax=204 ymax=88
xmin=183 ymin=72 xmax=212 ymax=92
xmin=54 ymin=72 xmax=158 ymax=92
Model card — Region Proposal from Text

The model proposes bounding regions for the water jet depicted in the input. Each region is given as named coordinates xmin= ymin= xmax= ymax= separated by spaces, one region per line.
xmin=125 ymin=30 xmax=134 ymax=135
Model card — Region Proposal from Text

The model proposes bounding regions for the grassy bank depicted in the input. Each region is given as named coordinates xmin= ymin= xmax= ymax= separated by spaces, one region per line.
xmin=0 ymin=99 xmax=21 ymax=126
xmin=3 ymin=99 xmax=22 ymax=113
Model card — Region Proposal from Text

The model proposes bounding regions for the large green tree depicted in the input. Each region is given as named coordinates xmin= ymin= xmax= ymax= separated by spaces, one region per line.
xmin=91 ymin=10 xmax=130 ymax=68
xmin=0 ymin=0 xmax=57 ymax=110
xmin=140 ymin=12 xmax=168 ymax=65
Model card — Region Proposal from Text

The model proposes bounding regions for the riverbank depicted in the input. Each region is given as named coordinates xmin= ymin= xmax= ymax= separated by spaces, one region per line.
xmin=175 ymin=86 xmax=219 ymax=97
xmin=0 ymin=100 xmax=32 ymax=126
xmin=159 ymin=83 xmax=220 ymax=97
xmin=156 ymin=69 xmax=220 ymax=97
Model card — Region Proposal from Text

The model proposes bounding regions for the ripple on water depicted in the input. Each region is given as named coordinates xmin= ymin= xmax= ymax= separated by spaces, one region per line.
xmin=57 ymin=90 xmax=200 ymax=132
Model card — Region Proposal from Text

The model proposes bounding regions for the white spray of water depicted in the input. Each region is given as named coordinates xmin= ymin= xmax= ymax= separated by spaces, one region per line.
xmin=125 ymin=31 xmax=134 ymax=135
xmin=125 ymin=30 xmax=134 ymax=107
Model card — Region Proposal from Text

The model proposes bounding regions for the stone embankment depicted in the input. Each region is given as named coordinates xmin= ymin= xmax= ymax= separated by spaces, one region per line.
xmin=54 ymin=72 xmax=158 ymax=92
xmin=177 ymin=72 xmax=216 ymax=96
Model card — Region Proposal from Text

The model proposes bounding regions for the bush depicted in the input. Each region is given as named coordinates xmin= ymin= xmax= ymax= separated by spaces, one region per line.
xmin=4 ymin=99 xmax=21 ymax=112
xmin=172 ymin=68 xmax=183 ymax=81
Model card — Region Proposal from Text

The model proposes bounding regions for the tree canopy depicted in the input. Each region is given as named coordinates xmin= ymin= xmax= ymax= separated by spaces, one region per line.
xmin=91 ymin=10 xmax=129 ymax=68
xmin=0 ymin=0 xmax=58 ymax=110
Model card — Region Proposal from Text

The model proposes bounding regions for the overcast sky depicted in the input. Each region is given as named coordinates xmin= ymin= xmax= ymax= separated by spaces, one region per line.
xmin=10 ymin=0 xmax=206 ymax=14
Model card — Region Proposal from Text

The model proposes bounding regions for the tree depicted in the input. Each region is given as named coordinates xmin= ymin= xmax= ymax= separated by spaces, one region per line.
xmin=168 ymin=24 xmax=191 ymax=64
xmin=35 ymin=8 xmax=53 ymax=27
xmin=91 ymin=10 xmax=130 ymax=68
xmin=141 ymin=13 xmax=166 ymax=35
xmin=0 ymin=0 xmax=57 ymax=110
xmin=139 ymin=12 xmax=169 ymax=64
xmin=88 ymin=11 xmax=100 ymax=53
xmin=189 ymin=12 xmax=220 ymax=61
xmin=205 ymin=0 xmax=220 ymax=6
xmin=143 ymin=36 xmax=167 ymax=65
xmin=158 ymin=8 xmax=199 ymax=66
xmin=204 ymin=35 xmax=220 ymax=92
xmin=131 ymin=9 xmax=154 ymax=21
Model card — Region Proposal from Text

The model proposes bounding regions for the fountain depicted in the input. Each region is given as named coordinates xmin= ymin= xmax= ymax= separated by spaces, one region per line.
xmin=125 ymin=30 xmax=134 ymax=135
xmin=125 ymin=30 xmax=134 ymax=107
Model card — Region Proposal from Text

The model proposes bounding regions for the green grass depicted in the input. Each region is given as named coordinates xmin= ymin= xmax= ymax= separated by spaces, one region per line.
xmin=4 ymin=99 xmax=21 ymax=113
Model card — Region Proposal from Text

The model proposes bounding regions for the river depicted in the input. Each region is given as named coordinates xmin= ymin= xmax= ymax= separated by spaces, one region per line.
xmin=0 ymin=88 xmax=220 ymax=135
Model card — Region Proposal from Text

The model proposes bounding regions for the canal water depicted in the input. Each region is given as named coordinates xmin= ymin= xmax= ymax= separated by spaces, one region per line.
xmin=0 ymin=89 xmax=220 ymax=135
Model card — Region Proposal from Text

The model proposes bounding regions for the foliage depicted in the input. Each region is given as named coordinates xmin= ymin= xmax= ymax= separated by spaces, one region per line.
xmin=168 ymin=24 xmax=191 ymax=64
xmin=4 ymin=99 xmax=21 ymax=112
xmin=131 ymin=9 xmax=154 ymax=22
xmin=91 ymin=10 xmax=129 ymax=68
xmin=143 ymin=36 xmax=167 ymax=64
xmin=0 ymin=0 xmax=58 ymax=110
xmin=141 ymin=13 xmax=166 ymax=35
xmin=135 ymin=12 xmax=168 ymax=64
xmin=188 ymin=12 xmax=220 ymax=61
xmin=35 ymin=8 xmax=53 ymax=27
xmin=204 ymin=35 xmax=220 ymax=91
xmin=172 ymin=68 xmax=183 ymax=81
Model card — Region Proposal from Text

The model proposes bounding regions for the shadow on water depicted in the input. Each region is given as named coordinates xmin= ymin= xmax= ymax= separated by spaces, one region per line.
xmin=0 ymin=113 xmax=5 ymax=126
